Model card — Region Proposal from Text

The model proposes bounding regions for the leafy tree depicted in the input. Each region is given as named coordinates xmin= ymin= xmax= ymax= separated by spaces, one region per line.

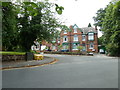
xmin=18 ymin=2 xmax=62 ymax=51
xmin=2 ymin=1 xmax=64 ymax=52
xmin=55 ymin=4 xmax=64 ymax=15
xmin=18 ymin=2 xmax=41 ymax=51
xmin=93 ymin=8 xmax=106 ymax=30
xmin=93 ymin=1 xmax=120 ymax=56
xmin=58 ymin=45 xmax=62 ymax=51
xmin=102 ymin=1 xmax=120 ymax=56
xmin=2 ymin=2 xmax=19 ymax=51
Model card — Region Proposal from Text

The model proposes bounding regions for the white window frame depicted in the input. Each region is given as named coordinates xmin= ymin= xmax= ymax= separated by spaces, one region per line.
xmin=52 ymin=46 xmax=56 ymax=50
xmin=63 ymin=36 xmax=68 ymax=42
xmin=82 ymin=44 xmax=86 ymax=51
xmin=82 ymin=35 xmax=86 ymax=41
xmin=73 ymin=25 xmax=78 ymax=33
xmin=89 ymin=42 xmax=94 ymax=49
xmin=88 ymin=33 xmax=94 ymax=41
xmin=72 ymin=43 xmax=79 ymax=50
xmin=62 ymin=45 xmax=68 ymax=50
xmin=74 ymin=28 xmax=77 ymax=33
xmin=74 ymin=35 xmax=78 ymax=41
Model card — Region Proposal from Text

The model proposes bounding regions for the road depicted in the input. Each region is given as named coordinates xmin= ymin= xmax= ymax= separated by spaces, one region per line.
xmin=2 ymin=54 xmax=118 ymax=88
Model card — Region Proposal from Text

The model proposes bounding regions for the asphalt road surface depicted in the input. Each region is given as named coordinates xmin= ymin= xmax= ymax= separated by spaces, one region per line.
xmin=2 ymin=54 xmax=118 ymax=88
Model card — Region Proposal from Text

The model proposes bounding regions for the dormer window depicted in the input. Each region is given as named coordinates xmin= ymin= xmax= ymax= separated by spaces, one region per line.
xmin=73 ymin=25 xmax=78 ymax=33
xmin=74 ymin=28 xmax=77 ymax=33
xmin=64 ymin=30 xmax=67 ymax=34
xmin=88 ymin=32 xmax=94 ymax=41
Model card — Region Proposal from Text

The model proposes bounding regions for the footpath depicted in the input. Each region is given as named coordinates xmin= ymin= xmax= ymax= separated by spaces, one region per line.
xmin=1 ymin=56 xmax=58 ymax=70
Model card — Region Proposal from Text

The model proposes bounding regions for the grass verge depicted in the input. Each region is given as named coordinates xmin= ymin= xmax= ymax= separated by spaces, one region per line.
xmin=0 ymin=51 xmax=26 ymax=55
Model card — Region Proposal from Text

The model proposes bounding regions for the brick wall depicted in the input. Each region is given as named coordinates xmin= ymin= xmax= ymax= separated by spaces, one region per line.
xmin=60 ymin=25 xmax=98 ymax=53
xmin=2 ymin=55 xmax=25 ymax=62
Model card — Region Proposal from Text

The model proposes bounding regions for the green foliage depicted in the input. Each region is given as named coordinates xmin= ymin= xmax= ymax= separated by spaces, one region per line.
xmin=30 ymin=50 xmax=38 ymax=54
xmin=0 ymin=51 xmax=25 ymax=55
xmin=2 ymin=2 xmax=19 ymax=51
xmin=2 ymin=1 xmax=63 ymax=52
xmin=94 ymin=1 xmax=120 ymax=56
xmin=55 ymin=4 xmax=64 ymax=15
xmin=106 ymin=43 xmax=119 ymax=56
xmin=98 ymin=35 xmax=106 ymax=45
xmin=77 ymin=46 xmax=83 ymax=53
xmin=93 ymin=8 xmax=106 ymax=29
xmin=58 ymin=45 xmax=62 ymax=50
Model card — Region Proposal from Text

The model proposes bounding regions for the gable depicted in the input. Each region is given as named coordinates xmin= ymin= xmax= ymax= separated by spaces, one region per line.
xmin=73 ymin=24 xmax=79 ymax=29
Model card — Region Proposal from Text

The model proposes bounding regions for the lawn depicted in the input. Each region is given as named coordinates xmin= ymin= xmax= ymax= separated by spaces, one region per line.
xmin=0 ymin=51 xmax=26 ymax=55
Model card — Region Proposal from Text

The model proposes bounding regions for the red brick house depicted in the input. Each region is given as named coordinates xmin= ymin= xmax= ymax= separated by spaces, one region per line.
xmin=41 ymin=37 xmax=60 ymax=51
xmin=60 ymin=24 xmax=98 ymax=53
xmin=31 ymin=24 xmax=98 ymax=53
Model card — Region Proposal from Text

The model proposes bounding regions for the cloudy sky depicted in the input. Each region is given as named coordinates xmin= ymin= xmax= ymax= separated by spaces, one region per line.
xmin=49 ymin=0 xmax=111 ymax=37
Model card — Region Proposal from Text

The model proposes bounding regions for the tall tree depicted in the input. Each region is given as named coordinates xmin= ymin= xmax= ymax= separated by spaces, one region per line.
xmin=93 ymin=8 xmax=106 ymax=30
xmin=2 ymin=2 xmax=19 ymax=51
xmin=2 ymin=1 xmax=63 ymax=52
xmin=18 ymin=2 xmax=62 ymax=51
xmin=93 ymin=1 xmax=120 ymax=56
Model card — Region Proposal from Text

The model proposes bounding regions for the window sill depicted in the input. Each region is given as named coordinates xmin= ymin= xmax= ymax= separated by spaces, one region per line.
xmin=73 ymin=40 xmax=78 ymax=42
xmin=63 ymin=41 xmax=68 ymax=42
xmin=89 ymin=48 xmax=93 ymax=49
xmin=82 ymin=40 xmax=85 ymax=41
xmin=72 ymin=49 xmax=78 ymax=50
xmin=88 ymin=40 xmax=94 ymax=41
xmin=74 ymin=32 xmax=77 ymax=33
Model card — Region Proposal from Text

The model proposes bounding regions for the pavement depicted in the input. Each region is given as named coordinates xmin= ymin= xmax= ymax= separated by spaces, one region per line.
xmin=1 ymin=56 xmax=58 ymax=70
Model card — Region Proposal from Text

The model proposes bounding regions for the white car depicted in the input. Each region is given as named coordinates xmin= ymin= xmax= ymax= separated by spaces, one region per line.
xmin=99 ymin=49 xmax=105 ymax=54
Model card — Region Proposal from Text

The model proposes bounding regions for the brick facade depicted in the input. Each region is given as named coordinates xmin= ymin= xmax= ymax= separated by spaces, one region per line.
xmin=60 ymin=24 xmax=98 ymax=53
xmin=32 ymin=24 xmax=98 ymax=53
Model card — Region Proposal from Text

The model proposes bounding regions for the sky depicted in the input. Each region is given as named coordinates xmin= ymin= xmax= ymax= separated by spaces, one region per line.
xmin=49 ymin=0 xmax=111 ymax=37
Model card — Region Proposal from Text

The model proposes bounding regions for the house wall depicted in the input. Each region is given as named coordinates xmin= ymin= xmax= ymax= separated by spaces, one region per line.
xmin=41 ymin=25 xmax=98 ymax=53
xmin=60 ymin=26 xmax=98 ymax=53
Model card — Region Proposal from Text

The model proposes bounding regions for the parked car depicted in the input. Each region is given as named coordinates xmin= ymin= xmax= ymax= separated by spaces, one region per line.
xmin=46 ymin=49 xmax=52 ymax=52
xmin=99 ymin=49 xmax=105 ymax=54
xmin=87 ymin=52 xmax=93 ymax=56
xmin=60 ymin=50 xmax=69 ymax=52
